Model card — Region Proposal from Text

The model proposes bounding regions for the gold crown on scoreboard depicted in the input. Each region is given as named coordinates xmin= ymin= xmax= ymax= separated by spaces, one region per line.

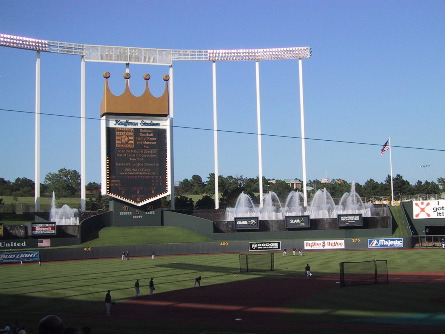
xmin=100 ymin=72 xmax=169 ymax=117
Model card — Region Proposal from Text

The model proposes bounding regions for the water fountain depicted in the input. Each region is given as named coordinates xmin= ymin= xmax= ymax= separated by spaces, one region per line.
xmin=260 ymin=191 xmax=282 ymax=220
xmin=309 ymin=188 xmax=337 ymax=218
xmin=49 ymin=192 xmax=79 ymax=225
xmin=225 ymin=192 xmax=258 ymax=221
xmin=282 ymin=191 xmax=305 ymax=217
xmin=225 ymin=183 xmax=374 ymax=221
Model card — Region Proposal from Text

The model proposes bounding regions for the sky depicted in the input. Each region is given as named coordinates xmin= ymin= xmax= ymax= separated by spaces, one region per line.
xmin=0 ymin=0 xmax=444 ymax=187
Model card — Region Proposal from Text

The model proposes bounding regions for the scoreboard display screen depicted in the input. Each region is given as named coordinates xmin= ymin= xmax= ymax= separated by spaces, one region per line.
xmin=338 ymin=214 xmax=363 ymax=227
xmin=285 ymin=215 xmax=310 ymax=229
xmin=235 ymin=217 xmax=259 ymax=230
xmin=106 ymin=126 xmax=168 ymax=205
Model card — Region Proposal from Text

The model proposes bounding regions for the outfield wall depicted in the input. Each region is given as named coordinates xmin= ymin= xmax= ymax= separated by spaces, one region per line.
xmin=0 ymin=238 xmax=412 ymax=262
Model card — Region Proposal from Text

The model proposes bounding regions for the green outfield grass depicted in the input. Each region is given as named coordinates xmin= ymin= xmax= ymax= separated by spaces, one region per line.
xmin=1 ymin=249 xmax=445 ymax=333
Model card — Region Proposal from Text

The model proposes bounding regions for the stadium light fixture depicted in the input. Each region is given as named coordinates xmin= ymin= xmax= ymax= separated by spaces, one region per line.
xmin=0 ymin=33 xmax=48 ymax=51
xmin=1 ymin=33 xmax=311 ymax=63
xmin=208 ymin=47 xmax=311 ymax=61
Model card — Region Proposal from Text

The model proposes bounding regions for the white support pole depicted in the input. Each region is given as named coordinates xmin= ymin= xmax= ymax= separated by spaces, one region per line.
xmin=389 ymin=137 xmax=394 ymax=205
xmin=100 ymin=117 xmax=107 ymax=195
xmin=298 ymin=59 xmax=308 ymax=207
xmin=34 ymin=51 xmax=41 ymax=212
xmin=80 ymin=56 xmax=86 ymax=211
xmin=255 ymin=61 xmax=264 ymax=207
xmin=169 ymin=65 xmax=175 ymax=210
xmin=212 ymin=62 xmax=219 ymax=209
xmin=126 ymin=63 xmax=130 ymax=85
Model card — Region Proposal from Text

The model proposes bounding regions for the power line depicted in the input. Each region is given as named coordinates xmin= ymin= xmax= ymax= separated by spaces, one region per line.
xmin=2 ymin=107 xmax=445 ymax=153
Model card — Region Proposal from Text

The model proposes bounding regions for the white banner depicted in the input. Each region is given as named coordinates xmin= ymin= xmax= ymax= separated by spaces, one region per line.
xmin=413 ymin=200 xmax=445 ymax=219
xmin=304 ymin=240 xmax=345 ymax=250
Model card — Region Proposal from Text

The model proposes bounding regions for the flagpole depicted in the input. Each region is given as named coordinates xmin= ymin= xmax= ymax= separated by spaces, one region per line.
xmin=389 ymin=137 xmax=394 ymax=205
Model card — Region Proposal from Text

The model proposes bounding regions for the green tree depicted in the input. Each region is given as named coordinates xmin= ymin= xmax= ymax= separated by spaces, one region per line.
xmin=44 ymin=168 xmax=80 ymax=197
xmin=361 ymin=179 xmax=382 ymax=199
xmin=190 ymin=175 xmax=205 ymax=194
xmin=244 ymin=177 xmax=263 ymax=194
xmin=268 ymin=180 xmax=292 ymax=201
xmin=413 ymin=180 xmax=440 ymax=195
xmin=0 ymin=178 xmax=12 ymax=196
xmin=11 ymin=177 xmax=34 ymax=197
xmin=176 ymin=178 xmax=193 ymax=195
xmin=324 ymin=179 xmax=351 ymax=199
xmin=86 ymin=182 xmax=101 ymax=194
xmin=86 ymin=193 xmax=109 ymax=211
xmin=388 ymin=174 xmax=414 ymax=198
xmin=195 ymin=195 xmax=215 ymax=210
xmin=174 ymin=195 xmax=194 ymax=213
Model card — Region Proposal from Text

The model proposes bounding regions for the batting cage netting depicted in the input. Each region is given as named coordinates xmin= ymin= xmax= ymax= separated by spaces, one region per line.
xmin=239 ymin=253 xmax=275 ymax=272
xmin=339 ymin=260 xmax=388 ymax=287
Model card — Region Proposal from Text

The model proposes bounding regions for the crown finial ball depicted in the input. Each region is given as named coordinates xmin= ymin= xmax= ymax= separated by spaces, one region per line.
xmin=123 ymin=73 xmax=131 ymax=79
xmin=143 ymin=73 xmax=150 ymax=80
xmin=163 ymin=75 xmax=170 ymax=81
xmin=103 ymin=72 xmax=110 ymax=79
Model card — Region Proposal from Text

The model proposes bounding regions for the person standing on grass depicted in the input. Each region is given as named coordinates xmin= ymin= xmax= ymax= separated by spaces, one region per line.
xmin=194 ymin=276 xmax=201 ymax=287
xmin=149 ymin=278 xmax=155 ymax=296
xmin=135 ymin=279 xmax=140 ymax=297
xmin=105 ymin=290 xmax=112 ymax=315
xmin=305 ymin=264 xmax=312 ymax=278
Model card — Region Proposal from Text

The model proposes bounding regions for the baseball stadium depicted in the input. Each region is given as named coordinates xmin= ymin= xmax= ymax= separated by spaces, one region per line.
xmin=1 ymin=33 xmax=445 ymax=334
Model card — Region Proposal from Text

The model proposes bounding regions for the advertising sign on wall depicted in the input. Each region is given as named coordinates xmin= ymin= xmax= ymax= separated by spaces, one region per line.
xmin=413 ymin=200 xmax=445 ymax=219
xmin=0 ymin=251 xmax=40 ymax=264
xmin=304 ymin=240 xmax=345 ymax=250
xmin=368 ymin=238 xmax=403 ymax=248
xmin=249 ymin=241 xmax=281 ymax=251
xmin=31 ymin=223 xmax=56 ymax=236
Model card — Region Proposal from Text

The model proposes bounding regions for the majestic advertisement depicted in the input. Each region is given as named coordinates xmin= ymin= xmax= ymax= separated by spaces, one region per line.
xmin=338 ymin=214 xmax=363 ymax=227
xmin=413 ymin=200 xmax=445 ymax=219
xmin=368 ymin=238 xmax=403 ymax=248
xmin=235 ymin=217 xmax=259 ymax=230
xmin=31 ymin=223 xmax=56 ymax=236
xmin=105 ymin=117 xmax=169 ymax=206
xmin=304 ymin=240 xmax=345 ymax=250
xmin=285 ymin=216 xmax=310 ymax=229
xmin=0 ymin=251 xmax=40 ymax=264
xmin=249 ymin=241 xmax=281 ymax=251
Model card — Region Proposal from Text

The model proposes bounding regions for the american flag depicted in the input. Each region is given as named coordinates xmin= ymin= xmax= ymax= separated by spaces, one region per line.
xmin=380 ymin=139 xmax=390 ymax=155
xmin=38 ymin=239 xmax=51 ymax=247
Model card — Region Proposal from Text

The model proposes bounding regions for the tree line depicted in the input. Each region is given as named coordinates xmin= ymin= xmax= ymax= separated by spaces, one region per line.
xmin=1 ymin=169 xmax=443 ymax=211
xmin=175 ymin=173 xmax=443 ymax=210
